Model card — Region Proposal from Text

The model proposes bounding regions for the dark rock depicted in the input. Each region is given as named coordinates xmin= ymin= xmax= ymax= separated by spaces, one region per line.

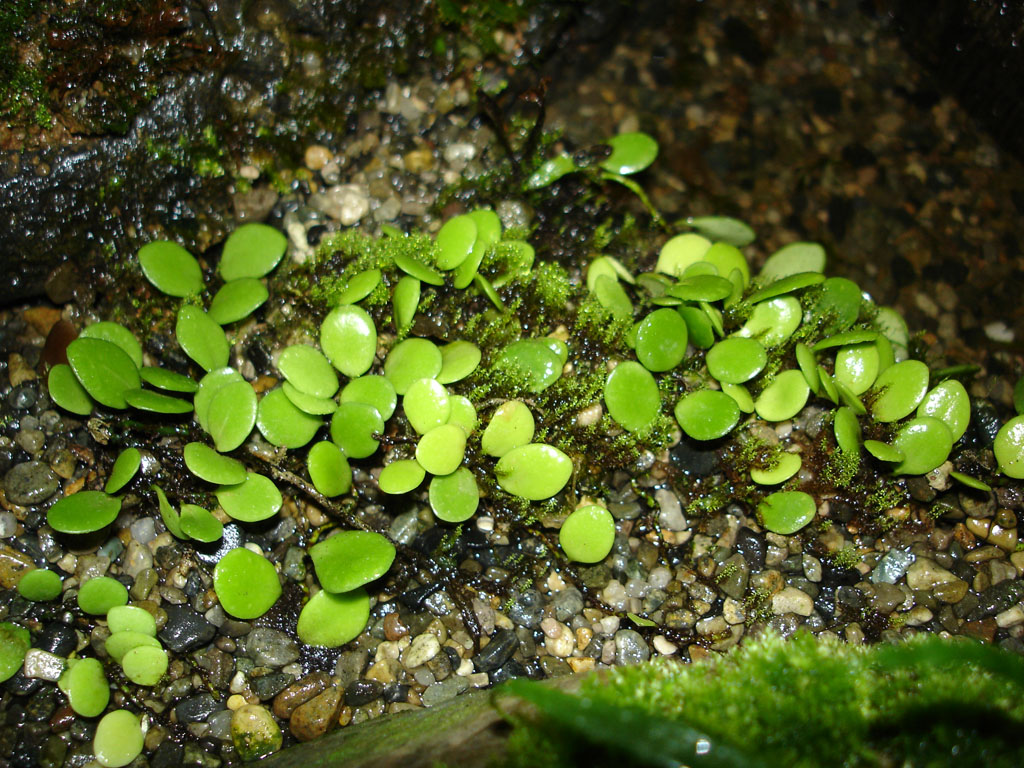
xmin=552 ymin=587 xmax=584 ymax=622
xmin=397 ymin=581 xmax=444 ymax=611
xmin=241 ymin=628 xmax=299 ymax=667
xmin=174 ymin=694 xmax=221 ymax=724
xmin=3 ymin=461 xmax=59 ymax=506
xmin=251 ymin=673 xmax=294 ymax=701
xmin=382 ymin=683 xmax=409 ymax=703
xmin=344 ymin=679 xmax=383 ymax=707
xmin=36 ymin=623 xmax=77 ymax=657
xmin=24 ymin=688 xmax=56 ymax=722
xmin=669 ymin=438 xmax=719 ymax=476
xmin=151 ymin=740 xmax=184 ymax=768
xmin=733 ymin=527 xmax=766 ymax=570
xmin=507 ymin=589 xmax=544 ymax=628
xmin=472 ymin=628 xmax=518 ymax=673
xmin=968 ymin=579 xmax=1024 ymax=621
xmin=159 ymin=605 xmax=216 ymax=653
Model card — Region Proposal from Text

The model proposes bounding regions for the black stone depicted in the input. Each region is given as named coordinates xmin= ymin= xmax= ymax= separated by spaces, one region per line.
xmin=344 ymin=679 xmax=383 ymax=707
xmin=721 ymin=16 xmax=766 ymax=67
xmin=488 ymin=659 xmax=528 ymax=685
xmin=34 ymin=622 xmax=76 ymax=657
xmin=173 ymin=693 xmax=221 ymax=724
xmin=472 ymin=628 xmax=518 ymax=673
xmin=159 ymin=605 xmax=216 ymax=653
xmin=397 ymin=581 xmax=444 ymax=611
xmin=968 ymin=579 xmax=1024 ymax=621
xmin=251 ymin=673 xmax=293 ymax=701
xmin=382 ymin=682 xmax=409 ymax=703
xmin=669 ymin=438 xmax=719 ymax=477
xmin=733 ymin=527 xmax=766 ymax=570
xmin=841 ymin=143 xmax=877 ymax=168
xmin=151 ymin=739 xmax=184 ymax=768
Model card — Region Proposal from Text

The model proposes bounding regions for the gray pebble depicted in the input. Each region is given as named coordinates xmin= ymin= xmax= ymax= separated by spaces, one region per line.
xmin=420 ymin=675 xmax=468 ymax=707
xmin=552 ymin=588 xmax=584 ymax=622
xmin=508 ymin=589 xmax=544 ymax=628
xmin=334 ymin=649 xmax=369 ymax=688
xmin=129 ymin=517 xmax=157 ymax=545
xmin=174 ymin=693 xmax=221 ymax=723
xmin=4 ymin=461 xmax=59 ymax=506
xmin=472 ymin=628 xmax=518 ymax=672
xmin=870 ymin=548 xmax=915 ymax=584
xmin=242 ymin=628 xmax=300 ymax=667
xmin=0 ymin=511 xmax=17 ymax=538
xmin=613 ymin=629 xmax=650 ymax=665
xmin=159 ymin=605 xmax=216 ymax=653
xmin=15 ymin=428 xmax=45 ymax=455
xmin=250 ymin=672 xmax=294 ymax=700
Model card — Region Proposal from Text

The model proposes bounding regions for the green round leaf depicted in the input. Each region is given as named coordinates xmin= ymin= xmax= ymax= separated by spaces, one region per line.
xmin=307 ymin=441 xmax=352 ymax=498
xmin=310 ymin=531 xmax=396 ymax=593
xmin=429 ymin=468 xmax=479 ymax=523
xmin=207 ymin=379 xmax=258 ymax=452
xmin=593 ymin=274 xmax=633 ymax=320
xmin=277 ymin=344 xmax=338 ymax=398
xmin=818 ymin=365 xmax=839 ymax=404
xmin=48 ymin=490 xmax=121 ymax=534
xmin=17 ymin=568 xmax=62 ymax=601
xmin=330 ymin=401 xmax=384 ymax=459
xmin=138 ymin=240 xmax=203 ymax=298
xmin=105 ymin=631 xmax=161 ymax=664
xmin=497 ymin=339 xmax=562 ymax=393
xmin=435 ymin=215 xmax=478 ymax=270
xmin=587 ymin=257 xmax=622 ymax=293
xmin=180 ymin=504 xmax=224 ymax=543
xmin=296 ymin=588 xmax=370 ymax=648
xmin=336 ymin=268 xmax=382 ymax=305
xmin=892 ymin=417 xmax=953 ymax=476
xmin=604 ymin=361 xmax=660 ymax=433
xmin=747 ymin=272 xmax=825 ymax=304
xmin=600 ymin=131 xmax=658 ymax=175
xmin=674 ymin=390 xmax=740 ymax=441
xmin=481 ymin=400 xmax=535 ymax=457
xmin=219 ymin=223 xmax=287 ymax=281
xmin=917 ymin=379 xmax=970 ymax=442
xmin=194 ymin=367 xmax=246 ymax=432
xmin=754 ymin=369 xmax=810 ymax=422
xmin=833 ymin=406 xmax=861 ymax=456
xmin=107 ymin=605 xmax=156 ymax=636
xmin=687 ymin=216 xmax=756 ymax=248
xmin=994 ymin=415 xmax=1024 ymax=479
xmin=105 ymin=447 xmax=141 ymax=494
xmin=78 ymin=576 xmax=128 ymax=615
xmin=635 ymin=308 xmax=688 ymax=372
xmin=403 ymin=378 xmax=451 ymax=435
xmin=871 ymin=360 xmax=930 ymax=423
xmin=525 ymin=153 xmax=577 ymax=190
xmin=124 ymin=388 xmax=193 ymax=415
xmin=60 ymin=657 xmax=109 ymax=717
xmin=379 ymin=459 xmax=426 ymax=494
xmin=339 ymin=375 xmax=397 ymax=421
xmin=394 ymin=250 xmax=444 ymax=286
xmin=153 ymin=484 xmax=183 ymax=539
xmin=706 ymin=337 xmax=766 ymax=384
xmin=702 ymin=241 xmax=750 ymax=285
xmin=758 ymin=491 xmax=816 ymax=535
xmin=176 ymin=305 xmax=229 ymax=373
xmin=834 ymin=343 xmax=879 ymax=396
xmin=811 ymin=329 xmax=879 ymax=353
xmin=320 ymin=305 xmax=377 ymax=378
xmin=208 ymin=278 xmax=269 ymax=325
xmin=453 ymin=234 xmax=487 ymax=290
xmin=416 ymin=424 xmax=466 ymax=476
xmin=494 ymin=443 xmax=572 ymax=500
xmin=759 ymin=242 xmax=826 ymax=282
xmin=67 ymin=337 xmax=141 ymax=409
xmin=815 ymin=277 xmax=862 ymax=331
xmin=384 ymin=338 xmax=443 ymax=395
xmin=184 ymin=442 xmax=246 ymax=485
xmin=139 ymin=366 xmax=198 ymax=393
xmin=559 ymin=504 xmax=615 ymax=563
xmin=656 ymin=233 xmax=712 ymax=276
xmin=216 ymin=472 xmax=283 ymax=523
xmin=721 ymin=382 xmax=754 ymax=413
xmin=750 ymin=452 xmax=802 ymax=485
xmin=468 ymin=208 xmax=502 ymax=248
xmin=214 ymin=547 xmax=282 ymax=619
xmin=48 ymin=363 xmax=94 ymax=415
xmin=80 ymin=322 xmax=143 ymax=369
xmin=121 ymin=645 xmax=168 ymax=686
xmin=0 ymin=623 xmax=30 ymax=683
xmin=666 ymin=274 xmax=734 ymax=303
xmin=438 ymin=341 xmax=481 ymax=384
xmin=393 ymin=275 xmax=421 ymax=332
xmin=795 ymin=343 xmax=820 ymax=394
xmin=282 ymin=381 xmax=338 ymax=415
xmin=677 ymin=306 xmax=715 ymax=349
xmin=448 ymin=395 xmax=478 ymax=435
xmin=93 ymin=710 xmax=144 ymax=768
xmin=736 ymin=297 xmax=802 ymax=347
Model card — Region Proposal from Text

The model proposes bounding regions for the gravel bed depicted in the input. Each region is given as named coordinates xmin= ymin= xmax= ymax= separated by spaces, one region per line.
xmin=2 ymin=1 xmax=1024 ymax=766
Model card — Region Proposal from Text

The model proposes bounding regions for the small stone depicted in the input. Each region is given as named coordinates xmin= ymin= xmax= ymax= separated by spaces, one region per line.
xmin=771 ymin=587 xmax=814 ymax=616
xmin=8 ymin=353 xmax=36 ymax=386
xmin=870 ymin=548 xmax=915 ymax=584
xmin=344 ymin=679 xmax=383 ymax=707
xmin=231 ymin=704 xmax=282 ymax=761
xmin=122 ymin=541 xmax=153 ymax=579
xmin=251 ymin=673 xmax=294 ymax=700
xmin=655 ymin=488 xmax=687 ymax=531
xmin=174 ymin=694 xmax=221 ymax=724
xmin=471 ymin=628 xmax=518 ymax=673
xmin=23 ymin=649 xmax=66 ymax=681
xmin=652 ymin=635 xmax=678 ymax=656
xmin=613 ymin=629 xmax=649 ymax=665
xmin=722 ymin=597 xmax=746 ymax=624
xmin=552 ymin=587 xmax=584 ymax=622
xmin=905 ymin=558 xmax=959 ymax=590
xmin=159 ymin=605 xmax=216 ymax=653
xmin=966 ymin=517 xmax=1018 ymax=551
xmin=130 ymin=518 xmax=157 ymax=545
xmin=273 ymin=672 xmax=331 ymax=718
xmin=0 ymin=543 xmax=33 ymax=588
xmin=601 ymin=579 xmax=627 ymax=611
xmin=403 ymin=149 xmax=434 ymax=174
xmin=4 ymin=461 xmax=60 ymax=506
xmin=716 ymin=553 xmax=749 ymax=600
xmin=15 ymin=429 xmax=45 ymax=455
xmin=304 ymin=145 xmax=332 ymax=171
xmin=24 ymin=306 xmax=62 ymax=336
xmin=507 ymin=589 xmax=544 ymax=628
xmin=540 ymin=619 xmax=574 ymax=658
xmin=401 ymin=632 xmax=441 ymax=668
xmin=310 ymin=184 xmax=370 ymax=226
xmin=996 ymin=605 xmax=1024 ymax=628
xmin=420 ymin=676 xmax=468 ymax=707
xmin=0 ymin=511 xmax=17 ymax=538
xmin=242 ymin=628 xmax=300 ymax=667
xmin=290 ymin=686 xmax=341 ymax=742
xmin=933 ymin=579 xmax=969 ymax=604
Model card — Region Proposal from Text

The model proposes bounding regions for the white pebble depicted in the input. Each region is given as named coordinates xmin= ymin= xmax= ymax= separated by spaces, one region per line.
xmin=647 ymin=566 xmax=672 ymax=590
xmin=23 ymin=649 xmax=66 ymax=681
xmin=984 ymin=321 xmax=1014 ymax=343
xmin=652 ymin=635 xmax=678 ymax=656
xmin=601 ymin=580 xmax=627 ymax=611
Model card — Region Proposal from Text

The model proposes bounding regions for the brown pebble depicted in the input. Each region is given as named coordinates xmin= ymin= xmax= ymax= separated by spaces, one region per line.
xmin=48 ymin=704 xmax=76 ymax=732
xmin=289 ymin=686 xmax=342 ymax=742
xmin=304 ymin=145 xmax=333 ymax=171
xmin=962 ymin=618 xmax=997 ymax=644
xmin=273 ymin=672 xmax=331 ymax=719
xmin=8 ymin=353 xmax=36 ymax=387
xmin=24 ymin=306 xmax=63 ymax=337
xmin=403 ymin=148 xmax=434 ymax=174
xmin=383 ymin=612 xmax=409 ymax=641
xmin=41 ymin=320 xmax=77 ymax=368
xmin=0 ymin=543 xmax=34 ymax=588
